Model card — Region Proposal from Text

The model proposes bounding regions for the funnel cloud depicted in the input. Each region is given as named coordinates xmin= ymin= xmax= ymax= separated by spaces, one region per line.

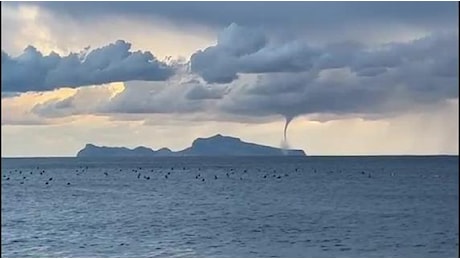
xmin=281 ymin=116 xmax=294 ymax=152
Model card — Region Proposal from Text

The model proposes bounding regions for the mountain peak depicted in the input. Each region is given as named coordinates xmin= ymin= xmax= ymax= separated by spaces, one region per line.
xmin=205 ymin=134 xmax=239 ymax=141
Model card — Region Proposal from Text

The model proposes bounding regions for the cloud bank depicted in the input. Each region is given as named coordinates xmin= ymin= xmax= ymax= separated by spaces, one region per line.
xmin=29 ymin=2 xmax=458 ymax=33
xmin=3 ymin=23 xmax=459 ymax=128
xmin=190 ymin=24 xmax=458 ymax=84
xmin=1 ymin=40 xmax=175 ymax=92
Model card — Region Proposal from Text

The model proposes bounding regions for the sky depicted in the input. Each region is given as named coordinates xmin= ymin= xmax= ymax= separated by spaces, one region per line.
xmin=1 ymin=1 xmax=459 ymax=157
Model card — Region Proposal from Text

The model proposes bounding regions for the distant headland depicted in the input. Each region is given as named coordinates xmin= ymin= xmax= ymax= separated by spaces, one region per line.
xmin=76 ymin=134 xmax=306 ymax=157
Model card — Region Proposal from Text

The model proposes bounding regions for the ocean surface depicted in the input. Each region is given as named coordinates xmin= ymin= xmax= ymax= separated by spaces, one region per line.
xmin=1 ymin=156 xmax=458 ymax=257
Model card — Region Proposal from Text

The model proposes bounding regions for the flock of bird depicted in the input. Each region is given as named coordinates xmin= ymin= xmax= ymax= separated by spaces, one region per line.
xmin=1 ymin=164 xmax=378 ymax=187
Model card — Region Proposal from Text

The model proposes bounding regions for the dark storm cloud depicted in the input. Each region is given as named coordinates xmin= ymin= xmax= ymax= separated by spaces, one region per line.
xmin=190 ymin=23 xmax=323 ymax=83
xmin=28 ymin=30 xmax=458 ymax=123
xmin=185 ymin=85 xmax=228 ymax=100
xmin=190 ymin=24 xmax=458 ymax=84
xmin=220 ymin=68 xmax=458 ymax=121
xmin=218 ymin=34 xmax=459 ymax=119
xmin=5 ymin=1 xmax=457 ymax=125
xmin=1 ymin=40 xmax=175 ymax=92
xmin=25 ymin=2 xmax=458 ymax=31
xmin=207 ymin=29 xmax=459 ymax=119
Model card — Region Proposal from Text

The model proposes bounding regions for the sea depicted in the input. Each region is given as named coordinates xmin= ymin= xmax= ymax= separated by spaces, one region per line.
xmin=1 ymin=156 xmax=458 ymax=257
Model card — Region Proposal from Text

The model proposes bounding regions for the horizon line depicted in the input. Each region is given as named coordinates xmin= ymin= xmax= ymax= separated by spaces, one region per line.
xmin=1 ymin=154 xmax=459 ymax=159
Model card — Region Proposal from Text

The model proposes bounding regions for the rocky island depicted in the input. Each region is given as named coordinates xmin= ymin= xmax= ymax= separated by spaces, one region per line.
xmin=76 ymin=134 xmax=306 ymax=157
